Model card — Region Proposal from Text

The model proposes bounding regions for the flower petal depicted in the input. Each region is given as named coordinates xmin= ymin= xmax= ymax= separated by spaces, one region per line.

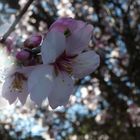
xmin=72 ymin=51 xmax=100 ymax=78
xmin=41 ymin=30 xmax=66 ymax=64
xmin=2 ymin=76 xmax=18 ymax=104
xmin=0 ymin=82 xmax=9 ymax=108
xmin=28 ymin=65 xmax=54 ymax=105
xmin=16 ymin=66 xmax=35 ymax=104
xmin=66 ymin=24 xmax=93 ymax=55
xmin=48 ymin=72 xmax=74 ymax=109
xmin=17 ymin=82 xmax=28 ymax=104
xmin=49 ymin=18 xmax=85 ymax=33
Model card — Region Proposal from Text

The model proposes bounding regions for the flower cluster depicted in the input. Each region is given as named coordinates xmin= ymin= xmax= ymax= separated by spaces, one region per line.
xmin=2 ymin=18 xmax=100 ymax=109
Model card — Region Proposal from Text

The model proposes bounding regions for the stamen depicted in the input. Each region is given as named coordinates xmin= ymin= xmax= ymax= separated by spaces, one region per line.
xmin=61 ymin=62 xmax=73 ymax=74
xmin=50 ymin=51 xmax=76 ymax=75
xmin=64 ymin=28 xmax=71 ymax=37
xmin=11 ymin=72 xmax=27 ymax=92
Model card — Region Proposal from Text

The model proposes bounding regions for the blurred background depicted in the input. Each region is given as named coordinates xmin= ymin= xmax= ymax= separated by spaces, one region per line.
xmin=0 ymin=0 xmax=140 ymax=140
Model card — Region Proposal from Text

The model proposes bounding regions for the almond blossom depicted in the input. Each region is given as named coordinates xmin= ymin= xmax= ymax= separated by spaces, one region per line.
xmin=2 ymin=66 xmax=34 ymax=105
xmin=28 ymin=18 xmax=100 ymax=109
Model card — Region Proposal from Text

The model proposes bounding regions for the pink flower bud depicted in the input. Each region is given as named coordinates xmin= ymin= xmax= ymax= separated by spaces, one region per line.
xmin=16 ymin=50 xmax=30 ymax=61
xmin=24 ymin=35 xmax=42 ymax=49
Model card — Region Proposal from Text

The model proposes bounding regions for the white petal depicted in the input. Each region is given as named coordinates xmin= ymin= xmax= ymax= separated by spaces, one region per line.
xmin=28 ymin=65 xmax=54 ymax=105
xmin=48 ymin=72 xmax=74 ymax=109
xmin=2 ymin=76 xmax=18 ymax=104
xmin=66 ymin=24 xmax=93 ymax=55
xmin=17 ymin=83 xmax=28 ymax=104
xmin=17 ymin=65 xmax=36 ymax=75
xmin=72 ymin=51 xmax=100 ymax=78
xmin=16 ymin=66 xmax=36 ymax=104
xmin=41 ymin=30 xmax=66 ymax=64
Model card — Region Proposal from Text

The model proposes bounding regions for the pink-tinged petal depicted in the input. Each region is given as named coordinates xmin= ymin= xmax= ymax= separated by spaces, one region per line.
xmin=28 ymin=65 xmax=54 ymax=105
xmin=41 ymin=30 xmax=66 ymax=64
xmin=66 ymin=24 xmax=93 ymax=55
xmin=72 ymin=51 xmax=100 ymax=78
xmin=49 ymin=18 xmax=85 ymax=33
xmin=48 ymin=72 xmax=74 ymax=109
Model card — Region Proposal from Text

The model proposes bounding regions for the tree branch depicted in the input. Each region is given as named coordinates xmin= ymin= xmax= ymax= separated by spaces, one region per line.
xmin=1 ymin=0 xmax=35 ymax=43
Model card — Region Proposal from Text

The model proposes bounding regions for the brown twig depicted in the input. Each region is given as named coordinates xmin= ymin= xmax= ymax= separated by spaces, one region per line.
xmin=1 ymin=0 xmax=35 ymax=43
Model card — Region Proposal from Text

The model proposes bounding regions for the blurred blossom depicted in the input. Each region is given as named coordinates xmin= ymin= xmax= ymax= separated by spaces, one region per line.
xmin=127 ymin=104 xmax=140 ymax=126
xmin=56 ymin=0 xmax=75 ymax=17
xmin=5 ymin=37 xmax=14 ymax=54
xmin=0 ymin=23 xmax=11 ymax=37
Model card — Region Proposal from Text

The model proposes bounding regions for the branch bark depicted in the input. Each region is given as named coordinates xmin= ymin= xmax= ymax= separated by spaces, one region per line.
xmin=1 ymin=0 xmax=35 ymax=43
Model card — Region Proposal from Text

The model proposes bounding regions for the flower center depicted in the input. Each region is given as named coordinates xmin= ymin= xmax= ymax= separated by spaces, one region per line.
xmin=11 ymin=72 xmax=27 ymax=92
xmin=51 ymin=51 xmax=76 ymax=75
xmin=64 ymin=28 xmax=71 ymax=37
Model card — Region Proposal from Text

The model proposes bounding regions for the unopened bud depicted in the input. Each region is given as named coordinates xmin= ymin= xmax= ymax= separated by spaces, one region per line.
xmin=16 ymin=50 xmax=30 ymax=61
xmin=24 ymin=34 xmax=42 ymax=49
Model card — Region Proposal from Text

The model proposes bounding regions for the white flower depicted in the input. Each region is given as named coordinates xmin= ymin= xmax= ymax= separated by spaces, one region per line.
xmin=28 ymin=18 xmax=100 ymax=109
xmin=2 ymin=66 xmax=34 ymax=105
